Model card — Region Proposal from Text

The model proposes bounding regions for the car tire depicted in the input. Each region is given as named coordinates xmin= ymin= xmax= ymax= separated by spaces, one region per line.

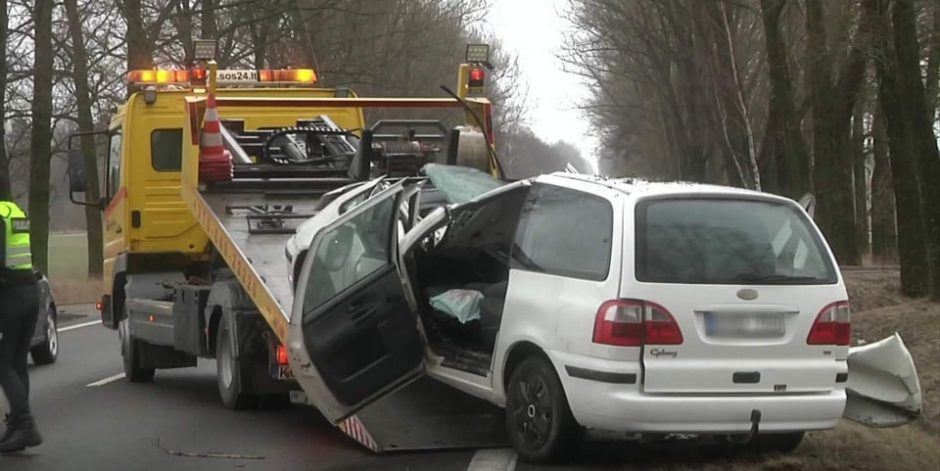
xmin=30 ymin=304 xmax=58 ymax=365
xmin=216 ymin=316 xmax=255 ymax=410
xmin=750 ymin=432 xmax=804 ymax=454
xmin=120 ymin=319 xmax=155 ymax=383
xmin=505 ymin=356 xmax=583 ymax=463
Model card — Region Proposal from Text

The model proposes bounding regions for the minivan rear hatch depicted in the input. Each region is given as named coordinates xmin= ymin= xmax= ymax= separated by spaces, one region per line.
xmin=627 ymin=195 xmax=847 ymax=395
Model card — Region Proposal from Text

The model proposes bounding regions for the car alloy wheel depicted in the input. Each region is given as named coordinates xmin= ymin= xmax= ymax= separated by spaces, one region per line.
xmin=512 ymin=374 xmax=553 ymax=447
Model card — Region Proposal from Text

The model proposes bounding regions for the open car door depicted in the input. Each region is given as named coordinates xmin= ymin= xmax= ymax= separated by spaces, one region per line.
xmin=288 ymin=183 xmax=424 ymax=423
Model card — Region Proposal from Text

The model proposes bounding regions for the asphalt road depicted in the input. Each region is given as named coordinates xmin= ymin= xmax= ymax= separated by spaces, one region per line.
xmin=3 ymin=306 xmax=667 ymax=471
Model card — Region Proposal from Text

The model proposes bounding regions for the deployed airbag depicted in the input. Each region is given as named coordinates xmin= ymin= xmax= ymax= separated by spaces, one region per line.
xmin=429 ymin=289 xmax=484 ymax=324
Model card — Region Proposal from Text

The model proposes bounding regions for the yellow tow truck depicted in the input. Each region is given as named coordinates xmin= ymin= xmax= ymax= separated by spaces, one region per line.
xmin=66 ymin=44 xmax=510 ymax=451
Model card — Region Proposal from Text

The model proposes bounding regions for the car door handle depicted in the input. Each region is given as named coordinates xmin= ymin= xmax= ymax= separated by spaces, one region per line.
xmin=348 ymin=305 xmax=377 ymax=323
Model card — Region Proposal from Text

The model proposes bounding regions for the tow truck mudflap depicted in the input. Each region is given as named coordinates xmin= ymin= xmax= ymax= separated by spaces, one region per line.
xmin=292 ymin=377 xmax=508 ymax=452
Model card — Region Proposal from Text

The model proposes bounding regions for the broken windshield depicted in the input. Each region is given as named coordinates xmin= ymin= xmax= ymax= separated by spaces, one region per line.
xmin=421 ymin=163 xmax=504 ymax=205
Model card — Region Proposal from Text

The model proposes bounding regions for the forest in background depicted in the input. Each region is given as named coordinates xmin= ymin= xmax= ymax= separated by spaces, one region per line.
xmin=564 ymin=0 xmax=939 ymax=299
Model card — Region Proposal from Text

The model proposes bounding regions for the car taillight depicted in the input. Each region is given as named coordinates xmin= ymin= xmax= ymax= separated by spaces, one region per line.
xmin=276 ymin=344 xmax=289 ymax=366
xmin=644 ymin=302 xmax=684 ymax=344
xmin=593 ymin=300 xmax=683 ymax=346
xmin=807 ymin=301 xmax=851 ymax=346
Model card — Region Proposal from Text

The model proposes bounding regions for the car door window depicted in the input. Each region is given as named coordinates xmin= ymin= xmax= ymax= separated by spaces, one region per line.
xmin=512 ymin=184 xmax=613 ymax=281
xmin=303 ymin=195 xmax=396 ymax=314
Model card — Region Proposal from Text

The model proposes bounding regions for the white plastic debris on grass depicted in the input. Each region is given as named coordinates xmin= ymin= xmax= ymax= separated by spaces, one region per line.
xmin=844 ymin=333 xmax=922 ymax=427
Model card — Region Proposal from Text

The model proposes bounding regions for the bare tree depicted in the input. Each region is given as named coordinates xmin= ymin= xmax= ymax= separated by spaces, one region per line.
xmin=65 ymin=0 xmax=104 ymax=276
xmin=869 ymin=106 xmax=896 ymax=264
xmin=29 ymin=0 xmax=55 ymax=273
xmin=888 ymin=0 xmax=940 ymax=299
xmin=873 ymin=0 xmax=930 ymax=296
xmin=759 ymin=0 xmax=810 ymax=198
xmin=804 ymin=0 xmax=875 ymax=266
xmin=0 ymin=0 xmax=11 ymax=200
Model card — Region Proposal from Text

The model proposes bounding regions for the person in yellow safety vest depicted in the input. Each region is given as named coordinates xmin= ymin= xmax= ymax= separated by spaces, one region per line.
xmin=0 ymin=201 xmax=43 ymax=453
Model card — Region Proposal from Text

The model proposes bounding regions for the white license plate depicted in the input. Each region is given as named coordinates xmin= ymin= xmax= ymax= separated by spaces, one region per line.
xmin=217 ymin=69 xmax=259 ymax=83
xmin=705 ymin=313 xmax=785 ymax=337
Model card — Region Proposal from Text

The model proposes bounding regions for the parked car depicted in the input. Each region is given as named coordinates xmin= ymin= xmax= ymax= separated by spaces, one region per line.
xmin=30 ymin=275 xmax=59 ymax=365
xmin=284 ymin=169 xmax=914 ymax=463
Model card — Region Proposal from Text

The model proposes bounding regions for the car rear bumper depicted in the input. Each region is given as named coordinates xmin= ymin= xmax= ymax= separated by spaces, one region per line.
xmin=550 ymin=351 xmax=846 ymax=434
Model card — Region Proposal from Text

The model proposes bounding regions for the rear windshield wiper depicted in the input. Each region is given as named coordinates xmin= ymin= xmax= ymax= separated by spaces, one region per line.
xmin=733 ymin=273 xmax=822 ymax=283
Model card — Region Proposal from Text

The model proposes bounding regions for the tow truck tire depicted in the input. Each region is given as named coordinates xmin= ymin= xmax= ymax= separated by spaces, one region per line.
xmin=750 ymin=432 xmax=804 ymax=454
xmin=505 ymin=356 xmax=583 ymax=463
xmin=216 ymin=316 xmax=255 ymax=410
xmin=120 ymin=319 xmax=155 ymax=383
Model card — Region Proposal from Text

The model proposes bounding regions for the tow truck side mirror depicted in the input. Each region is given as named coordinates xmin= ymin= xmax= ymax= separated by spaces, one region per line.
xmin=68 ymin=149 xmax=88 ymax=193
xmin=68 ymin=148 xmax=105 ymax=210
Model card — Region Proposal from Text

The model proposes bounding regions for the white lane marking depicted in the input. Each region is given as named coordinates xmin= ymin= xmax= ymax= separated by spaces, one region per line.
xmin=59 ymin=320 xmax=101 ymax=332
xmin=467 ymin=449 xmax=517 ymax=471
xmin=86 ymin=373 xmax=125 ymax=387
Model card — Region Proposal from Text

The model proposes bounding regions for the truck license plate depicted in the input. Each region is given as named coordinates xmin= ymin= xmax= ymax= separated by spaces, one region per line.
xmin=272 ymin=365 xmax=295 ymax=381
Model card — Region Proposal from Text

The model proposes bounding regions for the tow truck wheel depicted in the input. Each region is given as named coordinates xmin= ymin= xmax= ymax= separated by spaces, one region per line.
xmin=120 ymin=319 xmax=155 ymax=383
xmin=216 ymin=316 xmax=255 ymax=410
xmin=505 ymin=356 xmax=583 ymax=463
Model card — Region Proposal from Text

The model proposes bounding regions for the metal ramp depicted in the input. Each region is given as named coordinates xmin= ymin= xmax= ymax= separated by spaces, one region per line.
xmin=337 ymin=377 xmax=508 ymax=452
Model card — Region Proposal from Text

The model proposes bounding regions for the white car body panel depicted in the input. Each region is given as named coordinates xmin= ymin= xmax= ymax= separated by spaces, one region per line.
xmin=844 ymin=333 xmax=922 ymax=427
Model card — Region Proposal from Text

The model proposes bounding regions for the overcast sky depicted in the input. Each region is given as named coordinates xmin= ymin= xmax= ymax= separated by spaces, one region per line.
xmin=487 ymin=0 xmax=599 ymax=170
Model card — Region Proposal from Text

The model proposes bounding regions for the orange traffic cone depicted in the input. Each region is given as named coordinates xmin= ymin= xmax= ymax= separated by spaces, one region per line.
xmin=199 ymin=93 xmax=233 ymax=182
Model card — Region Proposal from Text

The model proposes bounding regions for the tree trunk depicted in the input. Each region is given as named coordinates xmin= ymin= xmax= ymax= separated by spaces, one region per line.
xmin=892 ymin=0 xmax=940 ymax=299
xmin=123 ymin=0 xmax=152 ymax=72
xmin=202 ymin=0 xmax=217 ymax=39
xmin=874 ymin=0 xmax=929 ymax=296
xmin=852 ymin=96 xmax=870 ymax=260
xmin=760 ymin=0 xmax=810 ymax=198
xmin=805 ymin=0 xmax=871 ymax=266
xmin=29 ymin=0 xmax=54 ymax=274
xmin=0 ymin=0 xmax=11 ymax=201
xmin=869 ymin=107 xmax=897 ymax=264
xmin=64 ymin=0 xmax=104 ymax=277
xmin=925 ymin=4 xmax=939 ymax=114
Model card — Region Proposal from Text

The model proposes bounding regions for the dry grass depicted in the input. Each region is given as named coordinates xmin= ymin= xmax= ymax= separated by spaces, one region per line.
xmin=49 ymin=277 xmax=102 ymax=305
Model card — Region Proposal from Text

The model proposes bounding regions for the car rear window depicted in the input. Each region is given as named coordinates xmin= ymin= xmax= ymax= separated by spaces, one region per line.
xmin=636 ymin=198 xmax=837 ymax=285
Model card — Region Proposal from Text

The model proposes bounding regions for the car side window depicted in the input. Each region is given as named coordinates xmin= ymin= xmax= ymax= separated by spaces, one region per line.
xmin=303 ymin=195 xmax=395 ymax=314
xmin=512 ymin=184 xmax=613 ymax=281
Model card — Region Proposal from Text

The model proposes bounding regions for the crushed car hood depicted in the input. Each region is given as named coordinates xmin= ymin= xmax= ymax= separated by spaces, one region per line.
xmin=844 ymin=333 xmax=922 ymax=427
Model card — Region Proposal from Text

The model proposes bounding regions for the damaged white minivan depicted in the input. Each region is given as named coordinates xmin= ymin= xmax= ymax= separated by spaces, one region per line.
xmin=284 ymin=168 xmax=922 ymax=463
